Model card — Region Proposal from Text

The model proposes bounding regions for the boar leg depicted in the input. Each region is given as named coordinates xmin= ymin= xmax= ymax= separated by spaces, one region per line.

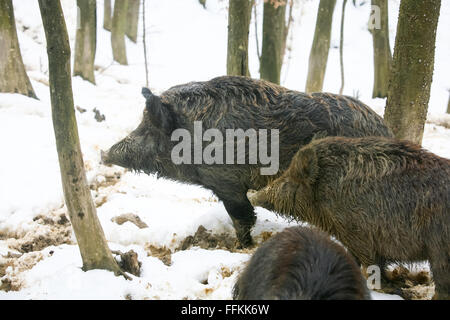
xmin=430 ymin=253 xmax=450 ymax=300
xmin=221 ymin=195 xmax=257 ymax=248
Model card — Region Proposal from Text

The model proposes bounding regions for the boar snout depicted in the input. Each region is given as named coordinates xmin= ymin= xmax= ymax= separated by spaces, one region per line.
xmin=100 ymin=149 xmax=114 ymax=166
xmin=247 ymin=189 xmax=269 ymax=208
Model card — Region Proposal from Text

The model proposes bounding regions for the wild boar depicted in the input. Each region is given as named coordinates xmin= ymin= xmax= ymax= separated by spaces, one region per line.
xmin=233 ymin=226 xmax=371 ymax=300
xmin=102 ymin=76 xmax=393 ymax=247
xmin=248 ymin=136 xmax=450 ymax=299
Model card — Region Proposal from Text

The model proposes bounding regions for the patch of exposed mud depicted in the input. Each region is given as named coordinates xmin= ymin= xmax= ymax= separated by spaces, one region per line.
xmin=112 ymin=213 xmax=148 ymax=229
xmin=89 ymin=171 xmax=125 ymax=207
xmin=0 ymin=251 xmax=50 ymax=292
xmin=89 ymin=171 xmax=124 ymax=192
xmin=175 ymin=226 xmax=275 ymax=254
xmin=0 ymin=206 xmax=73 ymax=292
xmin=178 ymin=226 xmax=240 ymax=252
xmin=145 ymin=244 xmax=172 ymax=266
xmin=9 ymin=211 xmax=73 ymax=254
xmin=368 ymin=266 xmax=434 ymax=300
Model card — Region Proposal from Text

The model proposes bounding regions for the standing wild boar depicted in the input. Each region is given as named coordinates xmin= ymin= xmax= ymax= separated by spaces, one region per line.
xmin=248 ymin=136 xmax=450 ymax=299
xmin=101 ymin=76 xmax=393 ymax=247
xmin=233 ymin=226 xmax=371 ymax=300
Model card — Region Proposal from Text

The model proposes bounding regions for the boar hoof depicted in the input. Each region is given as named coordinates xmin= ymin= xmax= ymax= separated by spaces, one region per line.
xmin=231 ymin=217 xmax=255 ymax=249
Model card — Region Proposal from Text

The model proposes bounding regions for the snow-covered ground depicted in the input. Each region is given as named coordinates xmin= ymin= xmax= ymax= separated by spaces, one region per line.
xmin=1 ymin=0 xmax=449 ymax=300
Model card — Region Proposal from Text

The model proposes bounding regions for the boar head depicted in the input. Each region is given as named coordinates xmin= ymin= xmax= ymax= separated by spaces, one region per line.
xmin=101 ymin=88 xmax=177 ymax=175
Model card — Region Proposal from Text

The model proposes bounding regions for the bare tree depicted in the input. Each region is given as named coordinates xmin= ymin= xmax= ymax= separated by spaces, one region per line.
xmin=384 ymin=0 xmax=441 ymax=144
xmin=226 ymin=0 xmax=252 ymax=76
xmin=260 ymin=0 xmax=286 ymax=84
xmin=253 ymin=1 xmax=261 ymax=62
xmin=38 ymin=0 xmax=124 ymax=275
xmin=142 ymin=0 xmax=149 ymax=87
xmin=73 ymin=0 xmax=97 ymax=84
xmin=281 ymin=0 xmax=294 ymax=71
xmin=111 ymin=0 xmax=128 ymax=65
xmin=0 ymin=0 xmax=37 ymax=98
xmin=447 ymin=90 xmax=450 ymax=114
xmin=370 ymin=0 xmax=392 ymax=98
xmin=103 ymin=0 xmax=112 ymax=31
xmin=339 ymin=0 xmax=347 ymax=95
xmin=126 ymin=0 xmax=140 ymax=43
xmin=305 ymin=0 xmax=337 ymax=93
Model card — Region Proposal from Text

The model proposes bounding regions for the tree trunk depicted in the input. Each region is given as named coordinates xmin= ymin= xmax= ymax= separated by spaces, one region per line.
xmin=73 ymin=0 xmax=97 ymax=84
xmin=226 ymin=0 xmax=252 ymax=76
xmin=384 ymin=0 xmax=441 ymax=145
xmin=0 ymin=0 xmax=37 ymax=99
xmin=38 ymin=0 xmax=123 ymax=275
xmin=103 ymin=0 xmax=112 ymax=31
xmin=142 ymin=0 xmax=149 ymax=87
xmin=305 ymin=0 xmax=336 ymax=93
xmin=111 ymin=0 xmax=128 ymax=65
xmin=126 ymin=0 xmax=140 ymax=43
xmin=370 ymin=0 xmax=392 ymax=98
xmin=447 ymin=91 xmax=450 ymax=114
xmin=260 ymin=0 xmax=286 ymax=85
xmin=339 ymin=0 xmax=347 ymax=95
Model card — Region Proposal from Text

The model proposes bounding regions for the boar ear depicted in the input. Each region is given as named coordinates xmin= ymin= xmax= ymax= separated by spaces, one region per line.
xmin=289 ymin=147 xmax=318 ymax=183
xmin=142 ymin=87 xmax=176 ymax=134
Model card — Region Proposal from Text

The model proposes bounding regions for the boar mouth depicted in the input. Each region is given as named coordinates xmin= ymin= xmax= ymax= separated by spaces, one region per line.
xmin=247 ymin=189 xmax=268 ymax=208
xmin=100 ymin=150 xmax=113 ymax=166
xmin=100 ymin=136 xmax=140 ymax=170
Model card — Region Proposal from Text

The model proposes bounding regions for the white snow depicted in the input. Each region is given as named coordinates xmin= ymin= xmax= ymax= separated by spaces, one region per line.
xmin=1 ymin=0 xmax=448 ymax=300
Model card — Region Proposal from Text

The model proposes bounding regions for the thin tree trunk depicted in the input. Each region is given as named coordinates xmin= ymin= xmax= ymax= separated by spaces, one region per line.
xmin=103 ymin=0 xmax=112 ymax=31
xmin=370 ymin=0 xmax=392 ymax=98
xmin=142 ymin=0 xmax=148 ymax=87
xmin=226 ymin=0 xmax=252 ymax=76
xmin=447 ymin=91 xmax=450 ymax=114
xmin=38 ymin=0 xmax=123 ymax=275
xmin=339 ymin=0 xmax=347 ymax=95
xmin=0 ymin=0 xmax=37 ymax=99
xmin=111 ymin=0 xmax=128 ymax=65
xmin=126 ymin=0 xmax=140 ymax=43
xmin=281 ymin=0 xmax=293 ymax=71
xmin=253 ymin=2 xmax=261 ymax=63
xmin=73 ymin=0 xmax=97 ymax=84
xmin=260 ymin=0 xmax=286 ymax=84
xmin=305 ymin=0 xmax=337 ymax=93
xmin=384 ymin=0 xmax=441 ymax=145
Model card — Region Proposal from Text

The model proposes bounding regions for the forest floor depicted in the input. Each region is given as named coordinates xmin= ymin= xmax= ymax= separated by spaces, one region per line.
xmin=1 ymin=0 xmax=449 ymax=299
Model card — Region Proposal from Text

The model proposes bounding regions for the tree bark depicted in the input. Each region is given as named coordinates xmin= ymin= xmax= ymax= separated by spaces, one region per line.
xmin=38 ymin=0 xmax=123 ymax=275
xmin=0 ymin=0 xmax=37 ymax=99
xmin=73 ymin=0 xmax=97 ymax=84
xmin=111 ymin=0 xmax=128 ymax=65
xmin=370 ymin=0 xmax=392 ymax=98
xmin=103 ymin=0 xmax=112 ymax=31
xmin=226 ymin=0 xmax=252 ymax=76
xmin=142 ymin=0 xmax=149 ymax=87
xmin=339 ymin=0 xmax=347 ymax=94
xmin=305 ymin=0 xmax=336 ymax=93
xmin=126 ymin=0 xmax=140 ymax=43
xmin=447 ymin=91 xmax=450 ymax=114
xmin=384 ymin=0 xmax=441 ymax=145
xmin=260 ymin=0 xmax=286 ymax=85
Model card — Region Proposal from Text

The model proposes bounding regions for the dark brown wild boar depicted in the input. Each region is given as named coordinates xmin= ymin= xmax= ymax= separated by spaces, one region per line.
xmin=102 ymin=76 xmax=393 ymax=247
xmin=248 ymin=136 xmax=450 ymax=299
xmin=233 ymin=226 xmax=371 ymax=300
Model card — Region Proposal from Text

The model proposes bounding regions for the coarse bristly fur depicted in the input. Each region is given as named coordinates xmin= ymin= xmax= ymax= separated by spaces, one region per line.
xmin=233 ymin=226 xmax=371 ymax=300
xmin=248 ymin=136 xmax=450 ymax=299
xmin=102 ymin=76 xmax=393 ymax=247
